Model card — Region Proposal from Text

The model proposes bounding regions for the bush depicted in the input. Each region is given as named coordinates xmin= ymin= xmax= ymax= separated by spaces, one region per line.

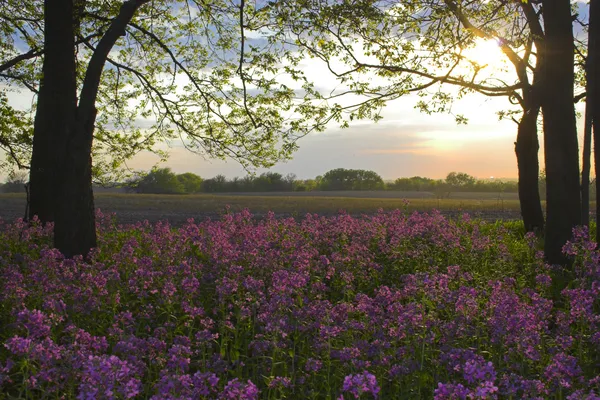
xmin=320 ymin=168 xmax=384 ymax=190
xmin=176 ymin=172 xmax=203 ymax=193
xmin=132 ymin=168 xmax=185 ymax=194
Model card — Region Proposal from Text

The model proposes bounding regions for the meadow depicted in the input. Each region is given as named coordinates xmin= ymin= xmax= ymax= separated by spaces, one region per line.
xmin=0 ymin=206 xmax=599 ymax=399
xmin=0 ymin=192 xmax=527 ymax=227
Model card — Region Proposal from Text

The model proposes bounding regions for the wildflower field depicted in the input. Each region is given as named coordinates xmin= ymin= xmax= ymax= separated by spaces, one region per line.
xmin=0 ymin=208 xmax=598 ymax=399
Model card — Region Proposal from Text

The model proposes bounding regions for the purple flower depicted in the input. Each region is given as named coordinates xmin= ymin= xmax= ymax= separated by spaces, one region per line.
xmin=341 ymin=371 xmax=380 ymax=399
xmin=78 ymin=355 xmax=141 ymax=400
xmin=434 ymin=382 xmax=470 ymax=399
xmin=462 ymin=359 xmax=496 ymax=384
xmin=268 ymin=376 xmax=292 ymax=389
xmin=151 ymin=372 xmax=219 ymax=399
xmin=473 ymin=380 xmax=498 ymax=398
xmin=219 ymin=378 xmax=259 ymax=399
xmin=304 ymin=358 xmax=323 ymax=373
xmin=166 ymin=345 xmax=191 ymax=372
xmin=544 ymin=353 xmax=583 ymax=389
xmin=535 ymin=274 xmax=552 ymax=287
xmin=5 ymin=337 xmax=33 ymax=356
xmin=17 ymin=309 xmax=51 ymax=339
xmin=0 ymin=359 xmax=14 ymax=385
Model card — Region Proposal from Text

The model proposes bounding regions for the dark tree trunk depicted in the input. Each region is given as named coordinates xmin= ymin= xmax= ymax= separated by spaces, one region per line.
xmin=27 ymin=0 xmax=149 ymax=257
xmin=53 ymin=0 xmax=148 ymax=257
xmin=590 ymin=0 xmax=600 ymax=243
xmin=28 ymin=89 xmax=55 ymax=223
xmin=515 ymin=102 xmax=544 ymax=233
xmin=583 ymin=2 xmax=598 ymax=228
xmin=541 ymin=0 xmax=582 ymax=265
xmin=29 ymin=0 xmax=78 ymax=223
xmin=54 ymin=117 xmax=97 ymax=258
xmin=582 ymin=101 xmax=592 ymax=227
xmin=27 ymin=0 xmax=95 ymax=258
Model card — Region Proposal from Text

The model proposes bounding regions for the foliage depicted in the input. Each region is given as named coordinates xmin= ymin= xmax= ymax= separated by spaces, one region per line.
xmin=0 ymin=210 xmax=599 ymax=398
xmin=445 ymin=172 xmax=476 ymax=188
xmin=0 ymin=0 xmax=337 ymax=182
xmin=320 ymin=168 xmax=384 ymax=190
xmin=130 ymin=168 xmax=185 ymax=195
xmin=0 ymin=93 xmax=33 ymax=172
xmin=130 ymin=168 xmax=521 ymax=194
xmin=269 ymin=0 xmax=549 ymax=124
xmin=201 ymin=174 xmax=229 ymax=193
xmin=176 ymin=172 xmax=203 ymax=194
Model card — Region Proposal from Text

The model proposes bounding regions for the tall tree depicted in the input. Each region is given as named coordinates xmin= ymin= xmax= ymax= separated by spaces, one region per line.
xmin=5 ymin=0 xmax=332 ymax=257
xmin=269 ymin=0 xmax=547 ymax=232
xmin=581 ymin=22 xmax=594 ymax=227
xmin=540 ymin=0 xmax=581 ymax=265
xmin=591 ymin=0 xmax=600 ymax=242
xmin=29 ymin=0 xmax=79 ymax=234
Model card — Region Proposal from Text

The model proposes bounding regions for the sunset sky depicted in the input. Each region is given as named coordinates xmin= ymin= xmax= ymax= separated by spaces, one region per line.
xmin=124 ymin=37 xmax=588 ymax=182
xmin=0 ymin=22 xmax=590 ymax=183
xmin=131 ymin=91 xmax=526 ymax=180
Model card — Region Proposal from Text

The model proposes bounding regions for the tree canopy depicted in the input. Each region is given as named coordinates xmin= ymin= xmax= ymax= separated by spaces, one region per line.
xmin=0 ymin=0 xmax=335 ymax=182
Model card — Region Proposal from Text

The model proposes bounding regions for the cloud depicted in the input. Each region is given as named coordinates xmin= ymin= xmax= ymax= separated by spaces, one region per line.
xmin=361 ymin=147 xmax=432 ymax=155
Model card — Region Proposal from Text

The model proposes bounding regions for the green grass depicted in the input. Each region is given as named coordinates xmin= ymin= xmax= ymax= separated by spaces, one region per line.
xmin=89 ymin=193 xmax=525 ymax=214
xmin=0 ymin=191 xmax=557 ymax=217
xmin=5 ymin=191 xmax=594 ymax=219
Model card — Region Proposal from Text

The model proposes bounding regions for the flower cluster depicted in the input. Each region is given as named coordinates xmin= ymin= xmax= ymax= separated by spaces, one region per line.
xmin=0 ymin=209 xmax=598 ymax=398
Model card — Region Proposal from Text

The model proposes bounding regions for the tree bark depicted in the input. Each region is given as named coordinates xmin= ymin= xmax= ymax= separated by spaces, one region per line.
xmin=53 ymin=0 xmax=149 ymax=257
xmin=582 ymin=100 xmax=592 ymax=227
xmin=515 ymin=101 xmax=544 ymax=233
xmin=590 ymin=0 xmax=600 ymax=243
xmin=53 ymin=116 xmax=97 ymax=258
xmin=514 ymin=0 xmax=546 ymax=234
xmin=541 ymin=0 xmax=582 ymax=265
xmin=583 ymin=2 xmax=598 ymax=228
xmin=29 ymin=0 xmax=78 ymax=224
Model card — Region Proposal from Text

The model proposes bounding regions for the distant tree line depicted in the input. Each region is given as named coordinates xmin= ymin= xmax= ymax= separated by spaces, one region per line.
xmin=4 ymin=167 xmax=595 ymax=197
xmin=117 ymin=167 xmax=543 ymax=195
xmin=0 ymin=171 xmax=27 ymax=193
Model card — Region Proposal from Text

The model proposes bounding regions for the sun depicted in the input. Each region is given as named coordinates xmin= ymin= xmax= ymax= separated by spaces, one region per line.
xmin=462 ymin=38 xmax=506 ymax=68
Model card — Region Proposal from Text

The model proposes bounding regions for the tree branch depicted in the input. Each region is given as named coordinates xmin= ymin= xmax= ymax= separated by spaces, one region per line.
xmin=0 ymin=48 xmax=43 ymax=73
xmin=78 ymin=0 xmax=151 ymax=128
xmin=236 ymin=0 xmax=259 ymax=129
xmin=443 ymin=0 xmax=529 ymax=84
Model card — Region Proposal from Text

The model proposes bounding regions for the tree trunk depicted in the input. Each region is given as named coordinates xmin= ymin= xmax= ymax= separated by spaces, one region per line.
xmin=541 ymin=0 xmax=582 ymax=265
xmin=582 ymin=100 xmax=592 ymax=227
xmin=515 ymin=103 xmax=544 ymax=233
xmin=27 ymin=0 xmax=96 ymax=257
xmin=583 ymin=2 xmax=598 ymax=229
xmin=590 ymin=0 xmax=600 ymax=243
xmin=28 ymin=0 xmax=78 ymax=223
xmin=52 ymin=0 xmax=149 ymax=257
xmin=54 ymin=115 xmax=97 ymax=258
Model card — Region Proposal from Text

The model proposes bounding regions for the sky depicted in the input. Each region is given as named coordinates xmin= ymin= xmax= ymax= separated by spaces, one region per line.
xmin=123 ymin=37 xmax=529 ymax=181
xmin=3 ymin=63 xmax=586 ymax=182
xmin=124 ymin=36 xmax=586 ymax=182
xmin=0 ymin=7 xmax=591 ymax=182
xmin=129 ymin=91 xmax=524 ymax=180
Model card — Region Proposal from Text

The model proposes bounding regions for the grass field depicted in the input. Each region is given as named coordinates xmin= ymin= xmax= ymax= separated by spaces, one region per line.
xmin=1 ymin=190 xmax=524 ymax=209
xmin=95 ymin=192 xmax=524 ymax=212
xmin=4 ymin=190 xmax=594 ymax=225
xmin=0 ymin=191 xmax=530 ymax=225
